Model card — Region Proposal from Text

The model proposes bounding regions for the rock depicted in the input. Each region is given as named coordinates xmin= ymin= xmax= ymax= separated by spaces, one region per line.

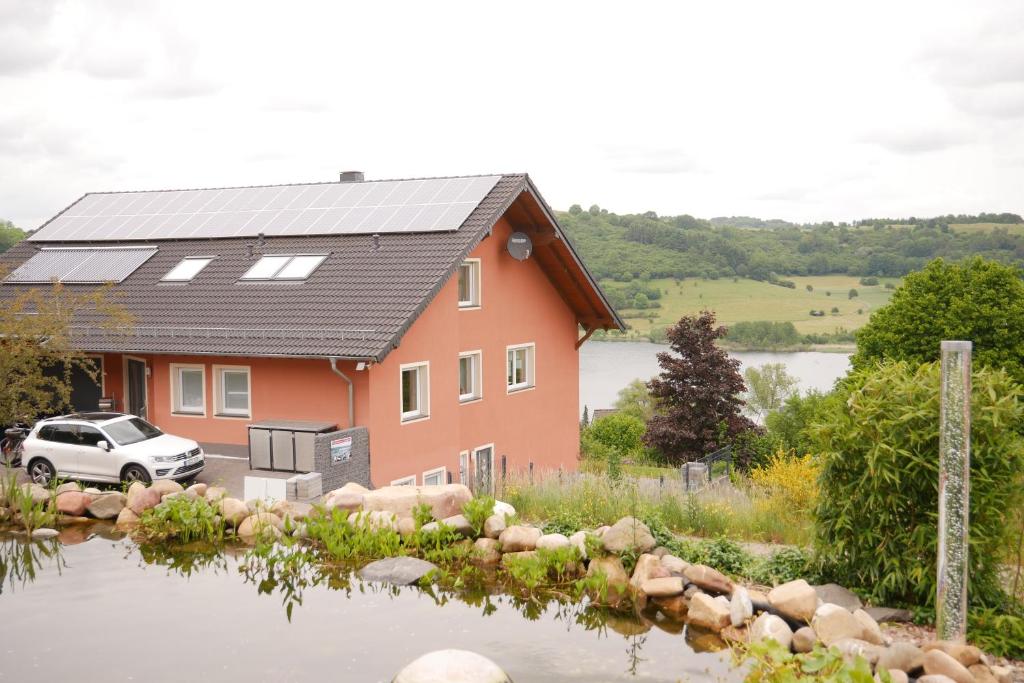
xmin=877 ymin=642 xmax=925 ymax=673
xmin=885 ymin=669 xmax=909 ymax=683
xmin=492 ymin=500 xmax=515 ymax=520
xmin=58 ymin=524 xmax=92 ymax=545
xmin=630 ymin=554 xmax=669 ymax=593
xmin=814 ymin=583 xmax=863 ymax=612
xmin=483 ymin=514 xmax=506 ymax=540
xmin=989 ymin=665 xmax=1013 ymax=683
xmin=293 ymin=523 xmax=308 ymax=539
xmin=420 ymin=521 xmax=440 ymax=533
xmin=325 ymin=488 xmax=365 ymax=511
xmin=360 ymin=557 xmax=439 ymax=586
xmin=833 ymin=638 xmax=883 ymax=666
xmin=441 ymin=514 xmax=473 ymax=537
xmin=922 ymin=641 xmax=982 ymax=667
xmin=397 ymin=517 xmax=417 ymax=537
xmin=218 ymin=498 xmax=249 ymax=526
xmin=204 ymin=486 xmax=227 ymax=501
xmin=246 ymin=498 xmax=268 ymax=514
xmin=651 ymin=546 xmax=669 ymax=558
xmin=922 ymin=649 xmax=974 ymax=683
xmin=83 ymin=487 xmax=101 ymax=495
xmin=684 ymin=584 xmax=702 ymax=599
xmin=114 ymin=507 xmax=140 ymax=529
xmin=269 ymin=500 xmax=291 ymax=518
xmin=348 ymin=510 xmax=399 ymax=533
xmin=750 ymin=613 xmax=794 ymax=650
xmin=127 ymin=486 xmax=161 ymax=515
xmin=237 ymin=512 xmax=285 ymax=538
xmin=749 ymin=589 xmax=770 ymax=605
xmin=22 ymin=483 xmax=50 ymax=505
xmin=569 ymin=531 xmax=588 ymax=558
xmin=472 ymin=538 xmax=502 ymax=565
xmin=288 ymin=502 xmax=312 ymax=521
xmin=661 ymin=555 xmax=690 ymax=576
xmin=714 ymin=594 xmax=730 ymax=608
xmin=688 ymin=593 xmax=731 ymax=632
xmin=653 ymin=594 xmax=689 ymax=619
xmin=55 ymin=491 xmax=92 ymax=516
xmin=86 ymin=492 xmax=126 ymax=520
xmin=918 ymin=677 xmax=958 ymax=683
xmin=362 ymin=484 xmax=472 ymax=521
xmin=149 ymin=479 xmax=185 ymax=497
xmin=793 ymin=626 xmax=817 ymax=653
xmin=393 ymin=649 xmax=510 ymax=683
xmin=601 ymin=516 xmax=656 ymax=555
xmin=641 ymin=577 xmax=685 ymax=598
xmin=969 ymin=664 xmax=999 ymax=683
xmin=498 ymin=525 xmax=541 ymax=552
xmin=161 ymin=491 xmax=188 ymax=503
xmin=864 ymin=607 xmax=913 ymax=624
xmin=595 ymin=525 xmax=610 ymax=537
xmin=853 ymin=608 xmax=885 ymax=646
xmin=55 ymin=482 xmax=81 ymax=495
xmin=500 ymin=551 xmax=538 ymax=566
xmin=683 ymin=564 xmax=733 ymax=595
xmin=30 ymin=528 xmax=59 ymax=540
xmin=186 ymin=482 xmax=207 ymax=498
xmin=769 ymin=579 xmax=817 ymax=623
xmin=586 ymin=556 xmax=629 ymax=595
xmin=813 ymin=603 xmax=868 ymax=646
xmin=731 ymin=586 xmax=753 ymax=627
xmin=536 ymin=533 xmax=570 ymax=551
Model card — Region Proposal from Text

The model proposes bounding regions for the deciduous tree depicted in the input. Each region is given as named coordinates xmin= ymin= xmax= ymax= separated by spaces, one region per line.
xmin=743 ymin=363 xmax=798 ymax=420
xmin=644 ymin=311 xmax=757 ymax=463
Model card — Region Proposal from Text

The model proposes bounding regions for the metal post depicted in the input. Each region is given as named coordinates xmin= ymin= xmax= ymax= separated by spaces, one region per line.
xmin=529 ymin=461 xmax=534 ymax=484
xmin=938 ymin=340 xmax=972 ymax=642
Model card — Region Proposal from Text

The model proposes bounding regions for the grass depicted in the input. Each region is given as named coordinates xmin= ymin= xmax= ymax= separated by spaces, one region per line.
xmin=605 ymin=275 xmax=899 ymax=339
xmin=499 ymin=469 xmax=814 ymax=546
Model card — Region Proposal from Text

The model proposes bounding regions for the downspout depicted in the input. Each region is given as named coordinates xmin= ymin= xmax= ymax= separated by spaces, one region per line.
xmin=328 ymin=357 xmax=354 ymax=428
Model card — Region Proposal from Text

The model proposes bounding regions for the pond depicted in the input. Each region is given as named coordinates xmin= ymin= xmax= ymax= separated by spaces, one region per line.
xmin=0 ymin=529 xmax=736 ymax=682
xmin=580 ymin=341 xmax=851 ymax=413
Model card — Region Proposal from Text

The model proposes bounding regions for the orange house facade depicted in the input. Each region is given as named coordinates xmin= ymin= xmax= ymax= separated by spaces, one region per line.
xmin=1 ymin=173 xmax=622 ymax=489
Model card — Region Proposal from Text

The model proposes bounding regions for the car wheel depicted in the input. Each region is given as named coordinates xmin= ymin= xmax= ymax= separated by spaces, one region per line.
xmin=122 ymin=464 xmax=152 ymax=485
xmin=28 ymin=458 xmax=55 ymax=486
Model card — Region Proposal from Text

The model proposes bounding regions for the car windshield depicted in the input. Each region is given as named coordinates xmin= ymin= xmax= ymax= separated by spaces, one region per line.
xmin=103 ymin=417 xmax=163 ymax=446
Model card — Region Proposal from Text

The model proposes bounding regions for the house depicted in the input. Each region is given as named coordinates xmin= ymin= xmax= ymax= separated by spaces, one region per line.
xmin=0 ymin=173 xmax=622 ymax=489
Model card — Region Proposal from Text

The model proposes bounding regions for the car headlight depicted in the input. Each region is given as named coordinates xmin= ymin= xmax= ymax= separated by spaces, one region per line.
xmin=151 ymin=455 xmax=178 ymax=463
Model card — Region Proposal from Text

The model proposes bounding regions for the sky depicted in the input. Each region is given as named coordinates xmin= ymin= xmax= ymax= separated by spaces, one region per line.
xmin=1 ymin=0 xmax=1022 ymax=230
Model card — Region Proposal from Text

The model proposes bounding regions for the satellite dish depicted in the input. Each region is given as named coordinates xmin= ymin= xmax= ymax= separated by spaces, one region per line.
xmin=507 ymin=232 xmax=533 ymax=261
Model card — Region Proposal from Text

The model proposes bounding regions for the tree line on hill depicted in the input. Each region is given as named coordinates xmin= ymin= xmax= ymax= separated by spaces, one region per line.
xmin=559 ymin=205 xmax=1024 ymax=283
xmin=0 ymin=220 xmax=24 ymax=253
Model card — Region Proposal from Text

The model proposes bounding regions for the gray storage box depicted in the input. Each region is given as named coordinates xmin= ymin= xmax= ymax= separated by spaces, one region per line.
xmin=247 ymin=419 xmax=337 ymax=473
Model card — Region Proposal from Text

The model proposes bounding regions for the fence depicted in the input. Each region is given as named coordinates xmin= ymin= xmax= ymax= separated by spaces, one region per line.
xmin=681 ymin=445 xmax=732 ymax=492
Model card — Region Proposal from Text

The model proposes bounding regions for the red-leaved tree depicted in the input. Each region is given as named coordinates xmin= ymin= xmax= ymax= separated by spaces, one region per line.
xmin=644 ymin=311 xmax=757 ymax=463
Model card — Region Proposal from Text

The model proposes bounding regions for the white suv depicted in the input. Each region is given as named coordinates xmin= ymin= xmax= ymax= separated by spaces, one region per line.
xmin=22 ymin=412 xmax=205 ymax=486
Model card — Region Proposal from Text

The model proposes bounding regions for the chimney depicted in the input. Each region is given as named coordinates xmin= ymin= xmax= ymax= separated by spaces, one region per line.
xmin=339 ymin=170 xmax=365 ymax=183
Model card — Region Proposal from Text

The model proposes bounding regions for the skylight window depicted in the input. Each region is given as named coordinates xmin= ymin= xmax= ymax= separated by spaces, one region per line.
xmin=240 ymin=254 xmax=328 ymax=281
xmin=162 ymin=257 xmax=214 ymax=282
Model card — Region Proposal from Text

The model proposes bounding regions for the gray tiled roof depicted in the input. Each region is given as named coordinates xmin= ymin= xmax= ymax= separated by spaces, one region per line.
xmin=0 ymin=175 xmax=526 ymax=360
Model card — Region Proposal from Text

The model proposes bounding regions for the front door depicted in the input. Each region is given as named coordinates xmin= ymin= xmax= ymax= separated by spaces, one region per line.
xmin=474 ymin=446 xmax=493 ymax=496
xmin=126 ymin=358 xmax=147 ymax=418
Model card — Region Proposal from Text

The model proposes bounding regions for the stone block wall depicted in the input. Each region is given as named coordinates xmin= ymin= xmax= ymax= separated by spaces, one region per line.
xmin=313 ymin=426 xmax=372 ymax=492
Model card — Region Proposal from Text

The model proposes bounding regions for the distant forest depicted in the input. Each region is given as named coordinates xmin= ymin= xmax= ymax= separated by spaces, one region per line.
xmin=558 ymin=205 xmax=1024 ymax=283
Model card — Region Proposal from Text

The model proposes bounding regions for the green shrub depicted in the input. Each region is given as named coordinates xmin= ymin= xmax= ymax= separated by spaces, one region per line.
xmin=584 ymin=414 xmax=646 ymax=458
xmin=811 ymin=360 xmax=1024 ymax=605
xmin=749 ymin=547 xmax=813 ymax=586
xmin=137 ymin=496 xmax=224 ymax=544
xmin=736 ymin=640 xmax=880 ymax=682
xmin=968 ymin=607 xmax=1024 ymax=659
xmin=461 ymin=495 xmax=494 ymax=538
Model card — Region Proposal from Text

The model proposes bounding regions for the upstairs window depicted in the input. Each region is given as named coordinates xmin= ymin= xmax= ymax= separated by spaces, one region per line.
xmin=507 ymin=343 xmax=535 ymax=392
xmin=459 ymin=351 xmax=482 ymax=402
xmin=162 ymin=257 xmax=214 ymax=282
xmin=458 ymin=259 xmax=481 ymax=308
xmin=241 ymin=254 xmax=327 ymax=281
xmin=400 ymin=362 xmax=429 ymax=422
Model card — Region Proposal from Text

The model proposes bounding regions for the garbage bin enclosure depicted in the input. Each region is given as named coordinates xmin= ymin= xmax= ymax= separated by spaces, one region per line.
xmin=248 ymin=420 xmax=337 ymax=473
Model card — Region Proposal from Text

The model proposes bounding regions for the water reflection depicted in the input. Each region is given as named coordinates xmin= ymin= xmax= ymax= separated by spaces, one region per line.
xmin=0 ymin=534 xmax=66 ymax=594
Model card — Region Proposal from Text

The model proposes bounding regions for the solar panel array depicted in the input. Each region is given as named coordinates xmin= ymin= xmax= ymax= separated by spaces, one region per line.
xmin=29 ymin=175 xmax=502 ymax=242
xmin=4 ymin=247 xmax=158 ymax=283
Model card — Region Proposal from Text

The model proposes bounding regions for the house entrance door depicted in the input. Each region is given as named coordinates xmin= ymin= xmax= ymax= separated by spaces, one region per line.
xmin=125 ymin=358 xmax=147 ymax=418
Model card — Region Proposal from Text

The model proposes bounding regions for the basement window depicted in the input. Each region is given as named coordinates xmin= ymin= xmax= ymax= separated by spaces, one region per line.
xmin=162 ymin=257 xmax=214 ymax=282
xmin=241 ymin=254 xmax=327 ymax=281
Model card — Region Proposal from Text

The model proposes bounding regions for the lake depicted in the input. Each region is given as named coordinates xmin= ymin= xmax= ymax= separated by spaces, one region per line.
xmin=0 ymin=531 xmax=736 ymax=682
xmin=580 ymin=341 xmax=851 ymax=413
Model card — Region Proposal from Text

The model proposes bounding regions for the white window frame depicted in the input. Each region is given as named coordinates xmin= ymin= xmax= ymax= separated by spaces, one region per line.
xmin=240 ymin=254 xmax=328 ymax=281
xmin=458 ymin=350 xmax=483 ymax=403
xmin=422 ymin=466 xmax=447 ymax=486
xmin=506 ymin=343 xmax=536 ymax=393
xmin=170 ymin=363 xmax=206 ymax=416
xmin=391 ymin=475 xmax=416 ymax=486
xmin=161 ymin=256 xmax=215 ymax=283
xmin=213 ymin=364 xmax=251 ymax=419
xmin=399 ymin=361 xmax=430 ymax=423
xmin=457 ymin=258 xmax=481 ymax=308
xmin=459 ymin=450 xmax=470 ymax=484
xmin=472 ymin=443 xmax=496 ymax=493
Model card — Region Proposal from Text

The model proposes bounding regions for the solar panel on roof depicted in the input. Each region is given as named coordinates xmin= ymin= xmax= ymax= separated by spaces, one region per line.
xmin=3 ymin=247 xmax=158 ymax=283
xmin=29 ymin=175 xmax=503 ymax=242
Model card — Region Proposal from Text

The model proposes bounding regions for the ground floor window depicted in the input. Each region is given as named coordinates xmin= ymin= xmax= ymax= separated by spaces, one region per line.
xmin=422 ymin=467 xmax=447 ymax=486
xmin=400 ymin=361 xmax=429 ymax=422
xmin=472 ymin=444 xmax=494 ymax=495
xmin=391 ymin=475 xmax=416 ymax=486
xmin=171 ymin=363 xmax=206 ymax=415
xmin=214 ymin=365 xmax=251 ymax=418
